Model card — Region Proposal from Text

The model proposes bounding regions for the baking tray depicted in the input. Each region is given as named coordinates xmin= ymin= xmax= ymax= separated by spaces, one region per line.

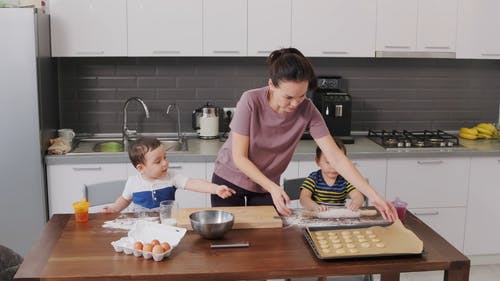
xmin=304 ymin=220 xmax=423 ymax=260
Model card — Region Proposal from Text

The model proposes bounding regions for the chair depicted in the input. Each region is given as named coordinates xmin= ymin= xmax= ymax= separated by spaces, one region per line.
xmin=83 ymin=180 xmax=126 ymax=212
xmin=283 ymin=177 xmax=306 ymax=201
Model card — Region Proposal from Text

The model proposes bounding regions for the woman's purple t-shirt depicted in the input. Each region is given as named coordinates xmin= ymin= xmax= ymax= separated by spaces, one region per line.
xmin=214 ymin=86 xmax=330 ymax=193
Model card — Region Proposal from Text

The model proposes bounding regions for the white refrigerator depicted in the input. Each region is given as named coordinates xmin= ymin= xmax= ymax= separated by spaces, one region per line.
xmin=0 ymin=8 xmax=57 ymax=255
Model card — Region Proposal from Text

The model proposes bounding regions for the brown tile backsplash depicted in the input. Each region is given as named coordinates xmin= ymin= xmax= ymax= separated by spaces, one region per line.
xmin=58 ymin=57 xmax=500 ymax=134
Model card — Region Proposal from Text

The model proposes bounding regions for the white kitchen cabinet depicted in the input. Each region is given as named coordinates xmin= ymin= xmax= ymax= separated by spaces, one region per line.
xmin=351 ymin=159 xmax=387 ymax=199
xmin=50 ymin=0 xmax=127 ymax=57
xmin=203 ymin=0 xmax=247 ymax=56
xmin=386 ymin=157 xmax=469 ymax=251
xmin=464 ymin=157 xmax=500 ymax=255
xmin=298 ymin=159 xmax=386 ymax=204
xmin=165 ymin=162 xmax=208 ymax=208
xmin=376 ymin=0 xmax=458 ymax=53
xmin=456 ymin=0 xmax=500 ymax=59
xmin=127 ymin=0 xmax=203 ymax=56
xmin=46 ymin=163 xmax=127 ymax=216
xmin=410 ymin=207 xmax=466 ymax=250
xmin=292 ymin=0 xmax=376 ymax=57
xmin=248 ymin=0 xmax=291 ymax=56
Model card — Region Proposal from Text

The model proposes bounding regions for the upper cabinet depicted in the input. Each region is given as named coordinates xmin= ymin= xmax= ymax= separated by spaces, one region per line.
xmin=292 ymin=0 xmax=376 ymax=57
xmin=376 ymin=0 xmax=458 ymax=55
xmin=456 ymin=0 xmax=500 ymax=59
xmin=248 ymin=0 xmax=291 ymax=56
xmin=127 ymin=0 xmax=202 ymax=56
xmin=203 ymin=0 xmax=247 ymax=56
xmin=50 ymin=0 xmax=127 ymax=57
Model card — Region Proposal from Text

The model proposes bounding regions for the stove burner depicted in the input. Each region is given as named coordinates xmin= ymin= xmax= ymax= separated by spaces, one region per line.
xmin=368 ymin=129 xmax=460 ymax=149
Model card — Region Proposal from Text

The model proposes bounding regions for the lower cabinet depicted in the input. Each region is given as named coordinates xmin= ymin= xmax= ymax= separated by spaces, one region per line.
xmin=386 ymin=157 xmax=469 ymax=251
xmin=410 ymin=207 xmax=466 ymax=250
xmin=46 ymin=163 xmax=127 ymax=216
xmin=464 ymin=157 xmax=500 ymax=255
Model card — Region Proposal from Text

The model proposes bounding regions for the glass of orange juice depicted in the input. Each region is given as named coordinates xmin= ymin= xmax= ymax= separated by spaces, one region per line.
xmin=72 ymin=199 xmax=91 ymax=223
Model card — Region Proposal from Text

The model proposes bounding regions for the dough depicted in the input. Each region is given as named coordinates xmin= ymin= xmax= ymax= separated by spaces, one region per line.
xmin=361 ymin=242 xmax=371 ymax=248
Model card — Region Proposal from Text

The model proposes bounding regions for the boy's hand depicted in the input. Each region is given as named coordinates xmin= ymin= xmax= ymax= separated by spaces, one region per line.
xmin=345 ymin=199 xmax=363 ymax=211
xmin=314 ymin=204 xmax=329 ymax=212
xmin=101 ymin=206 xmax=116 ymax=213
xmin=215 ymin=185 xmax=236 ymax=199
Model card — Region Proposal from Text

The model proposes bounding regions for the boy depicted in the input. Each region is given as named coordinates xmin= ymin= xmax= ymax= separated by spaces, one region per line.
xmin=299 ymin=139 xmax=365 ymax=212
xmin=103 ymin=137 xmax=235 ymax=213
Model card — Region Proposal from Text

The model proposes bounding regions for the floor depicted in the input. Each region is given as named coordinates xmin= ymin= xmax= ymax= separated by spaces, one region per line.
xmin=272 ymin=264 xmax=500 ymax=281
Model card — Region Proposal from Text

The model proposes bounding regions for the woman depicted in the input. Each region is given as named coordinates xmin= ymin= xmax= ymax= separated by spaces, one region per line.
xmin=211 ymin=48 xmax=397 ymax=221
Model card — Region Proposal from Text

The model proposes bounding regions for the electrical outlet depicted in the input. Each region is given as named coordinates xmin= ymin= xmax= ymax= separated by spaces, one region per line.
xmin=223 ymin=107 xmax=236 ymax=120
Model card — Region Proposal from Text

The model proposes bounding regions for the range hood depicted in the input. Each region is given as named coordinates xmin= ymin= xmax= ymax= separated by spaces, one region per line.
xmin=375 ymin=51 xmax=456 ymax=58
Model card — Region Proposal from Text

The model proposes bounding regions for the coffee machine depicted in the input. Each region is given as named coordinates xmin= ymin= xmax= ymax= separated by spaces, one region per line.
xmin=312 ymin=76 xmax=354 ymax=144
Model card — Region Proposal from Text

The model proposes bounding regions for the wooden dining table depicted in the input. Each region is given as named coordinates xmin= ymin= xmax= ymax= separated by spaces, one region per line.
xmin=14 ymin=212 xmax=469 ymax=281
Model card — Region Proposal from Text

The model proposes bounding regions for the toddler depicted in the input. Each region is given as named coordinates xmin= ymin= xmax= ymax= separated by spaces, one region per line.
xmin=299 ymin=139 xmax=364 ymax=212
xmin=103 ymin=137 xmax=235 ymax=213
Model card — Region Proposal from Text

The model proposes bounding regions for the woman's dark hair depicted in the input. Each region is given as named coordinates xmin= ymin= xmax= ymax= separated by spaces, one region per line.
xmin=267 ymin=48 xmax=317 ymax=90
xmin=128 ymin=137 xmax=162 ymax=167
xmin=315 ymin=138 xmax=346 ymax=159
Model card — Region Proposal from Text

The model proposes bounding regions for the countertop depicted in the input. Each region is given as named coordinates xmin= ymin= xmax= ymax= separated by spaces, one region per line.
xmin=45 ymin=135 xmax=500 ymax=165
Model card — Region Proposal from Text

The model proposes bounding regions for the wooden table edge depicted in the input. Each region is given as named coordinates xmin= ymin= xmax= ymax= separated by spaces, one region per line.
xmin=14 ymin=214 xmax=69 ymax=281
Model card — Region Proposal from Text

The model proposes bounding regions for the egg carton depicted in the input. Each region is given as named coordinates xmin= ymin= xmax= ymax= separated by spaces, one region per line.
xmin=111 ymin=237 xmax=173 ymax=261
xmin=111 ymin=220 xmax=187 ymax=262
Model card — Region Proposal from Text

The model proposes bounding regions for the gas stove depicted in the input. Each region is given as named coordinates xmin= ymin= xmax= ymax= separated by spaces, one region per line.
xmin=368 ymin=129 xmax=460 ymax=150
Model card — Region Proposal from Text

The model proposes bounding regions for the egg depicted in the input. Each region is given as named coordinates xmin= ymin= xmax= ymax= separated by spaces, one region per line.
xmin=161 ymin=242 xmax=171 ymax=251
xmin=151 ymin=239 xmax=160 ymax=246
xmin=143 ymin=243 xmax=153 ymax=252
xmin=152 ymin=244 xmax=165 ymax=254
xmin=133 ymin=241 xmax=143 ymax=250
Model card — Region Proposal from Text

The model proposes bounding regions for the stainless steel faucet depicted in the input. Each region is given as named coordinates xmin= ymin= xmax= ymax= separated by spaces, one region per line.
xmin=123 ymin=97 xmax=150 ymax=148
xmin=166 ymin=103 xmax=182 ymax=140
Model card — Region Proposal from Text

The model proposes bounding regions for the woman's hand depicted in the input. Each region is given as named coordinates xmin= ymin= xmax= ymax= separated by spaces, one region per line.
xmin=270 ymin=187 xmax=292 ymax=216
xmin=370 ymin=195 xmax=398 ymax=221
xmin=215 ymin=185 xmax=236 ymax=199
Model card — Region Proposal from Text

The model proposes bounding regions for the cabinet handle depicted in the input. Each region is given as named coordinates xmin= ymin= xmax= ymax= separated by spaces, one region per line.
xmin=212 ymin=50 xmax=240 ymax=54
xmin=413 ymin=210 xmax=439 ymax=216
xmin=481 ymin=53 xmax=500 ymax=57
xmin=72 ymin=167 xmax=102 ymax=171
xmin=168 ymin=165 xmax=183 ymax=169
xmin=256 ymin=50 xmax=272 ymax=54
xmin=424 ymin=46 xmax=450 ymax=50
xmin=384 ymin=45 xmax=411 ymax=49
xmin=76 ymin=51 xmax=105 ymax=55
xmin=417 ymin=160 xmax=443 ymax=165
xmin=152 ymin=50 xmax=181 ymax=54
xmin=322 ymin=51 xmax=349 ymax=55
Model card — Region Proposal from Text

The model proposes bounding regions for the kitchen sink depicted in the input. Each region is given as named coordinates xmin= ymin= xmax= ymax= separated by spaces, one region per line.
xmin=70 ymin=135 xmax=189 ymax=154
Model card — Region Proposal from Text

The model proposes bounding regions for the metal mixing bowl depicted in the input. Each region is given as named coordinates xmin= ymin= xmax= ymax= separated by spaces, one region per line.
xmin=189 ymin=210 xmax=234 ymax=239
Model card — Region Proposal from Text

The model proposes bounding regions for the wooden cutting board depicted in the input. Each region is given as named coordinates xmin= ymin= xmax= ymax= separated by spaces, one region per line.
xmin=177 ymin=206 xmax=282 ymax=230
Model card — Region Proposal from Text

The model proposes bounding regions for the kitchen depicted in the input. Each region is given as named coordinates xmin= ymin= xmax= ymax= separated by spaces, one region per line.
xmin=2 ymin=0 xmax=500 ymax=280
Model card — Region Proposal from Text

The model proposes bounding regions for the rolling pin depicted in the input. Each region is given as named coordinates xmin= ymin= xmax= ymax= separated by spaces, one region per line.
xmin=303 ymin=208 xmax=378 ymax=219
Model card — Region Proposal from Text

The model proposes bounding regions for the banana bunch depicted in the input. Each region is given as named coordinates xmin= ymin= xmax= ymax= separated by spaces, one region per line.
xmin=459 ymin=123 xmax=498 ymax=140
